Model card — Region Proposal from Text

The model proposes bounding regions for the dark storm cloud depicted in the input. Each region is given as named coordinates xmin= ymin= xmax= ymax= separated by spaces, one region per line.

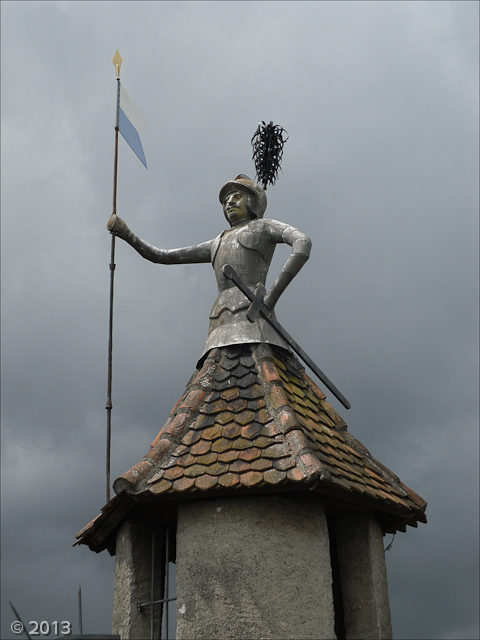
xmin=1 ymin=2 xmax=478 ymax=639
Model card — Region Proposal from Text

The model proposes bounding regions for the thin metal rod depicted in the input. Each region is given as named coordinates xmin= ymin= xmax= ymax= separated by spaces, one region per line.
xmin=9 ymin=601 xmax=33 ymax=640
xmin=138 ymin=597 xmax=177 ymax=610
xmin=165 ymin=525 xmax=170 ymax=640
xmin=78 ymin=583 xmax=83 ymax=636
xmin=106 ymin=77 xmax=121 ymax=503
xmin=151 ymin=527 xmax=155 ymax=640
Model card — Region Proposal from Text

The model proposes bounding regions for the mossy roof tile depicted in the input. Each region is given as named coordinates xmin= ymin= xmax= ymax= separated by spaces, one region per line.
xmin=78 ymin=343 xmax=427 ymax=551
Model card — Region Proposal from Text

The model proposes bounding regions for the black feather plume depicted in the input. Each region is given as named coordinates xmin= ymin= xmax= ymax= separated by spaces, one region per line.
xmin=251 ymin=121 xmax=289 ymax=190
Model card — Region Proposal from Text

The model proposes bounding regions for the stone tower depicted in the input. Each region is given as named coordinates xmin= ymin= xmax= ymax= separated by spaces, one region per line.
xmin=76 ymin=342 xmax=426 ymax=640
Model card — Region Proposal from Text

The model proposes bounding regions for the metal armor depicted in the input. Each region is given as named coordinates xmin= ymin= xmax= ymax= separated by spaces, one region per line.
xmin=109 ymin=215 xmax=311 ymax=359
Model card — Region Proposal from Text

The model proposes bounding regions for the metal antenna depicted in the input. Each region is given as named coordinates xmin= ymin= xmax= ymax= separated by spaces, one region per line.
xmin=9 ymin=601 xmax=32 ymax=640
xmin=106 ymin=50 xmax=122 ymax=503
xmin=78 ymin=583 xmax=83 ymax=635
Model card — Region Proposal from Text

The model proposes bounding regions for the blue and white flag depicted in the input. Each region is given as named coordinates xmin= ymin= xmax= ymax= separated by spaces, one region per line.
xmin=119 ymin=84 xmax=148 ymax=168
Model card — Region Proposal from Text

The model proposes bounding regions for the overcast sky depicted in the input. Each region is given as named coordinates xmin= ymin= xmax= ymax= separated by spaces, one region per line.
xmin=1 ymin=1 xmax=478 ymax=639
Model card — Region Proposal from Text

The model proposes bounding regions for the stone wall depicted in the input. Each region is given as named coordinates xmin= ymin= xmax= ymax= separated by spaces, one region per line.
xmin=176 ymin=496 xmax=336 ymax=639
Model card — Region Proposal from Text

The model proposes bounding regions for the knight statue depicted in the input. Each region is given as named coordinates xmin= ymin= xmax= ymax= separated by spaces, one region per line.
xmin=107 ymin=174 xmax=311 ymax=362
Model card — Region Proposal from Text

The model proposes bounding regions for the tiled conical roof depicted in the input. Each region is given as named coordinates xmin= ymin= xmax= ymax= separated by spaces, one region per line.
xmin=76 ymin=343 xmax=426 ymax=552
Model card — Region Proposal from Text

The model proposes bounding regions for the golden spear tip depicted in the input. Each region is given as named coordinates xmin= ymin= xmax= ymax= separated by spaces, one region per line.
xmin=112 ymin=50 xmax=122 ymax=78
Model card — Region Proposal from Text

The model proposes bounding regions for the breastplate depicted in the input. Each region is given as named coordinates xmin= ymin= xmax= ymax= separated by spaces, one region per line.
xmin=209 ymin=223 xmax=272 ymax=319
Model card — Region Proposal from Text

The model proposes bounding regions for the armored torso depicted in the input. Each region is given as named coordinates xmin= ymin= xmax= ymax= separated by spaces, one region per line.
xmin=201 ymin=219 xmax=290 ymax=358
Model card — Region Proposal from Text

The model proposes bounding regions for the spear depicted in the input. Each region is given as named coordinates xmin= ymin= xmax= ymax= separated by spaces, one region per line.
xmin=105 ymin=50 xmax=122 ymax=502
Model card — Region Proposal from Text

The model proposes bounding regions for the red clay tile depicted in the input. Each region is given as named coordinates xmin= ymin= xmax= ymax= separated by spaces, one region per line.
xmin=169 ymin=444 xmax=188 ymax=457
xmin=213 ymin=368 xmax=231 ymax=382
xmin=190 ymin=414 xmax=216 ymax=430
xmin=231 ymin=437 xmax=255 ymax=451
xmin=260 ymin=359 xmax=281 ymax=384
xmin=181 ymin=430 xmax=202 ymax=446
xmin=172 ymin=476 xmax=196 ymax=492
xmin=239 ymin=471 xmax=263 ymax=487
xmin=169 ymin=393 xmax=188 ymax=416
xmin=163 ymin=466 xmax=184 ymax=481
xmin=217 ymin=449 xmax=240 ymax=463
xmin=190 ymin=356 xmax=219 ymax=384
xmin=147 ymin=469 xmax=164 ymax=484
xmin=179 ymin=389 xmax=206 ymax=410
xmin=273 ymin=457 xmax=296 ymax=471
xmin=256 ymin=408 xmax=271 ymax=424
xmin=305 ymin=377 xmax=326 ymax=400
xmin=227 ymin=398 xmax=248 ymax=413
xmin=211 ymin=437 xmax=234 ymax=453
xmin=216 ymin=411 xmax=235 ymax=426
xmin=177 ymin=453 xmax=197 ymax=468
xmin=159 ymin=455 xmax=177 ymax=470
xmin=239 ymin=384 xmax=263 ymax=400
xmin=195 ymin=475 xmax=218 ymax=491
xmin=247 ymin=397 xmax=266 ymax=410
xmin=220 ymin=387 xmax=240 ymax=401
xmin=261 ymin=423 xmax=280 ymax=437
xmin=95 ymin=342 xmax=427 ymax=542
xmin=184 ymin=464 xmax=209 ymax=478
xmin=151 ymin=428 xmax=172 ymax=448
xmin=269 ymin=383 xmax=289 ymax=411
xmin=200 ymin=398 xmax=228 ymax=415
xmin=150 ymin=478 xmax=173 ymax=494
xmin=208 ymin=461 xmax=229 ymax=475
xmin=218 ymin=472 xmax=240 ymax=488
xmin=163 ymin=413 xmax=190 ymax=438
xmin=234 ymin=410 xmax=256 ymax=426
xmin=144 ymin=439 xmax=171 ymax=462
xmin=241 ymin=423 xmax=263 ymax=439
xmin=264 ymin=468 xmax=286 ymax=485
xmin=263 ymin=444 xmax=289 ymax=459
xmin=291 ymin=384 xmax=306 ymax=400
xmin=286 ymin=429 xmax=309 ymax=457
xmin=189 ymin=440 xmax=212 ymax=456
xmin=196 ymin=452 xmax=218 ymax=466
xmin=201 ymin=425 xmax=223 ymax=440
xmin=251 ymin=458 xmax=273 ymax=471
xmin=287 ymin=467 xmax=307 ymax=482
xmin=222 ymin=423 xmax=242 ymax=439
xmin=300 ymin=452 xmax=324 ymax=477
xmin=276 ymin=408 xmax=299 ymax=434
xmin=229 ymin=460 xmax=251 ymax=473
xmin=239 ymin=447 xmax=262 ymax=462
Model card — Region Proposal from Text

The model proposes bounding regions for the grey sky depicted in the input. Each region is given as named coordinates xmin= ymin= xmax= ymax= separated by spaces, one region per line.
xmin=1 ymin=1 xmax=478 ymax=638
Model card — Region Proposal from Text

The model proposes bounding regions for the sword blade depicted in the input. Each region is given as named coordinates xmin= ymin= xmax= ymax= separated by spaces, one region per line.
xmin=223 ymin=264 xmax=351 ymax=410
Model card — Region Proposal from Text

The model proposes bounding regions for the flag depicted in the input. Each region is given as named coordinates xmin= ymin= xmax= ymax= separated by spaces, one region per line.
xmin=119 ymin=84 xmax=148 ymax=168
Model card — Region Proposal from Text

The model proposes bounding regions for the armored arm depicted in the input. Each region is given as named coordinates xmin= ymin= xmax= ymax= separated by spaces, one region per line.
xmin=263 ymin=221 xmax=312 ymax=310
xmin=107 ymin=215 xmax=212 ymax=264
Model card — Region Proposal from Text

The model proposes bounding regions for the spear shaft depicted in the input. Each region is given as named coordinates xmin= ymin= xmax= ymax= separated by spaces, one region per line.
xmin=106 ymin=59 xmax=121 ymax=503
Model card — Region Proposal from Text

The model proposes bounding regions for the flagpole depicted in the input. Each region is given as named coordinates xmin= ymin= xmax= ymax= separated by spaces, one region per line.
xmin=106 ymin=51 xmax=122 ymax=503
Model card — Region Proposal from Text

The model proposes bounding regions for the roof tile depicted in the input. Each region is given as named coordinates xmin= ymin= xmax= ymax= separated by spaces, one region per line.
xmin=218 ymin=472 xmax=240 ymax=488
xmin=78 ymin=343 xmax=427 ymax=551
xmin=239 ymin=471 xmax=263 ymax=487
xmin=264 ymin=468 xmax=287 ymax=485
xmin=220 ymin=387 xmax=241 ymax=401
xmin=195 ymin=475 xmax=218 ymax=490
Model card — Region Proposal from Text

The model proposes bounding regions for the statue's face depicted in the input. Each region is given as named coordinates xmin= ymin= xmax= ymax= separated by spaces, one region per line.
xmin=223 ymin=191 xmax=251 ymax=227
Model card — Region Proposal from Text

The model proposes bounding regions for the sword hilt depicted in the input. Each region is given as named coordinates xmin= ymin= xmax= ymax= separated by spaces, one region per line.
xmin=247 ymin=283 xmax=267 ymax=322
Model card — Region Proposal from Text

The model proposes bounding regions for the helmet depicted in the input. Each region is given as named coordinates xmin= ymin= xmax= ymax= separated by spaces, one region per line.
xmin=219 ymin=175 xmax=267 ymax=219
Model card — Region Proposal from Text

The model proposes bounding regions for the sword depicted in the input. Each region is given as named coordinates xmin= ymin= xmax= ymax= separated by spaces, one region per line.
xmin=222 ymin=264 xmax=351 ymax=410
